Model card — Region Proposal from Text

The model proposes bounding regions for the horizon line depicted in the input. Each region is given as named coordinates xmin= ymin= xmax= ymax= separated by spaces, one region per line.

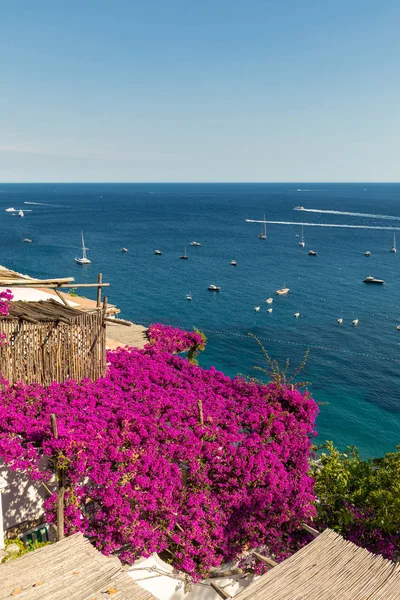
xmin=1 ymin=181 xmax=400 ymax=185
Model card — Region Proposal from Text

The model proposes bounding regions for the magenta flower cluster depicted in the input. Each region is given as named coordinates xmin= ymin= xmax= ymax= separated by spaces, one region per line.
xmin=146 ymin=323 xmax=205 ymax=354
xmin=0 ymin=325 xmax=318 ymax=579
xmin=0 ymin=289 xmax=13 ymax=346
xmin=0 ymin=289 xmax=12 ymax=315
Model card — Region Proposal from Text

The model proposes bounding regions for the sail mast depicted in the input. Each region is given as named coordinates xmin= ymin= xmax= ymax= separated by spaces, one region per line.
xmin=81 ymin=232 xmax=87 ymax=260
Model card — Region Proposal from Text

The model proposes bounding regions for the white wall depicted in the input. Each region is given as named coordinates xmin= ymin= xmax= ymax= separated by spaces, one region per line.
xmin=128 ymin=554 xmax=255 ymax=600
xmin=0 ymin=461 xmax=55 ymax=531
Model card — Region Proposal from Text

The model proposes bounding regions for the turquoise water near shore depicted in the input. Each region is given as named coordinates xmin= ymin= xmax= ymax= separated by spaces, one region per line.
xmin=1 ymin=182 xmax=399 ymax=457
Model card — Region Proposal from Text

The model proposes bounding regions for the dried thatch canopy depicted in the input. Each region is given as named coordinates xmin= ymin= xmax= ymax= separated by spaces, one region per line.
xmin=236 ymin=529 xmax=400 ymax=600
xmin=0 ymin=533 xmax=156 ymax=600
xmin=0 ymin=299 xmax=93 ymax=324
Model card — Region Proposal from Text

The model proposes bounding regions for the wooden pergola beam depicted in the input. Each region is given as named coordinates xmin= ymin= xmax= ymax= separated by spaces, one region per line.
xmin=253 ymin=551 xmax=278 ymax=568
xmin=303 ymin=523 xmax=320 ymax=537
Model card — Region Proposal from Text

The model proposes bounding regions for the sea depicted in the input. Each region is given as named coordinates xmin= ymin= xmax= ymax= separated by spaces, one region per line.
xmin=1 ymin=182 xmax=399 ymax=458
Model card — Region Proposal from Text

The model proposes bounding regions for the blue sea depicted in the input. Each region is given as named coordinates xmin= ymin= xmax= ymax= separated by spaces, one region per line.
xmin=1 ymin=183 xmax=399 ymax=457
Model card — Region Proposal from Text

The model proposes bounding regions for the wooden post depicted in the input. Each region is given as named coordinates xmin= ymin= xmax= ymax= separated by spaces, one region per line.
xmin=198 ymin=399 xmax=204 ymax=426
xmin=54 ymin=288 xmax=70 ymax=307
xmin=50 ymin=413 xmax=64 ymax=541
xmin=97 ymin=273 xmax=102 ymax=308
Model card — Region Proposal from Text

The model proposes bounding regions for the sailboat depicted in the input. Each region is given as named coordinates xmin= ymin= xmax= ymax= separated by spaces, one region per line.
xmin=391 ymin=233 xmax=397 ymax=253
xmin=258 ymin=214 xmax=267 ymax=239
xmin=75 ymin=232 xmax=91 ymax=265
xmin=180 ymin=246 xmax=189 ymax=259
xmin=299 ymin=225 xmax=305 ymax=247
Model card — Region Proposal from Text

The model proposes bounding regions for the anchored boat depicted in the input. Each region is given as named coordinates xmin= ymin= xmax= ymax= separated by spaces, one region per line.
xmin=363 ymin=276 xmax=384 ymax=284
xmin=75 ymin=232 xmax=91 ymax=265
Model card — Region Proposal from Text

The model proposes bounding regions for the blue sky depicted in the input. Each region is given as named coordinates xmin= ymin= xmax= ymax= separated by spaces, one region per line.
xmin=1 ymin=0 xmax=399 ymax=182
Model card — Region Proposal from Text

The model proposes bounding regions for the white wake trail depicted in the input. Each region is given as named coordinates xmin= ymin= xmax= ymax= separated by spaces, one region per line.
xmin=297 ymin=208 xmax=400 ymax=221
xmin=245 ymin=219 xmax=400 ymax=231
xmin=24 ymin=201 xmax=63 ymax=207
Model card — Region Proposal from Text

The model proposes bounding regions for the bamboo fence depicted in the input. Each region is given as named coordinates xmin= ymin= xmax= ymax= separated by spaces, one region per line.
xmin=0 ymin=300 xmax=106 ymax=385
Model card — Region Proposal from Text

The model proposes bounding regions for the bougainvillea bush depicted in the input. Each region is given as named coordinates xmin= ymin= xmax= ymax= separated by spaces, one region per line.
xmin=312 ymin=442 xmax=400 ymax=561
xmin=0 ymin=324 xmax=318 ymax=579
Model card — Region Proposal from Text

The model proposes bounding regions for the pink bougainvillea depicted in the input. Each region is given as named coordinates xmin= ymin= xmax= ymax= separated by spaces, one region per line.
xmin=0 ymin=289 xmax=12 ymax=316
xmin=0 ymin=325 xmax=318 ymax=579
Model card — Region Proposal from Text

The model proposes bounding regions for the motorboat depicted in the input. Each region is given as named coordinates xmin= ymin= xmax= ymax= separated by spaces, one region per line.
xmin=258 ymin=214 xmax=267 ymax=239
xmin=120 ymin=248 xmax=128 ymax=252
xmin=294 ymin=206 xmax=305 ymax=210
xmin=186 ymin=293 xmax=192 ymax=301
xmin=190 ymin=241 xmax=201 ymax=247
xmin=5 ymin=207 xmax=16 ymax=212
xmin=397 ymin=325 xmax=400 ymax=331
xmin=208 ymin=285 xmax=221 ymax=291
xmin=24 ymin=238 xmax=32 ymax=243
xmin=352 ymin=319 xmax=359 ymax=326
xmin=299 ymin=225 xmax=305 ymax=247
xmin=231 ymin=260 xmax=237 ymax=266
xmin=254 ymin=306 xmax=260 ymax=312
xmin=75 ymin=232 xmax=91 ymax=265
xmin=180 ymin=246 xmax=189 ymax=259
xmin=294 ymin=312 xmax=300 ymax=318
xmin=276 ymin=286 xmax=289 ymax=295
xmin=363 ymin=276 xmax=384 ymax=284
xmin=267 ymin=308 xmax=273 ymax=313
xmin=308 ymin=250 xmax=317 ymax=256
xmin=365 ymin=250 xmax=371 ymax=256
xmin=391 ymin=234 xmax=397 ymax=253
xmin=154 ymin=249 xmax=162 ymax=255
xmin=337 ymin=318 xmax=343 ymax=324
xmin=18 ymin=210 xmax=24 ymax=217
xmin=266 ymin=298 xmax=273 ymax=304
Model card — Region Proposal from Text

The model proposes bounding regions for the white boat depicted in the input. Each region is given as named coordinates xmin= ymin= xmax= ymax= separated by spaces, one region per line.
xmin=267 ymin=308 xmax=273 ymax=313
xmin=258 ymin=214 xmax=267 ymax=239
xmin=397 ymin=325 xmax=400 ymax=331
xmin=186 ymin=293 xmax=192 ymax=301
xmin=18 ymin=210 xmax=24 ymax=217
xmin=337 ymin=318 xmax=343 ymax=324
xmin=120 ymin=248 xmax=128 ymax=253
xmin=5 ymin=207 xmax=16 ymax=212
xmin=294 ymin=206 xmax=305 ymax=210
xmin=75 ymin=232 xmax=91 ymax=265
xmin=180 ymin=246 xmax=189 ymax=259
xmin=308 ymin=250 xmax=317 ymax=256
xmin=294 ymin=312 xmax=300 ymax=318
xmin=363 ymin=276 xmax=384 ymax=284
xmin=154 ymin=249 xmax=162 ymax=255
xmin=276 ymin=286 xmax=289 ymax=295
xmin=208 ymin=284 xmax=221 ymax=291
xmin=190 ymin=241 xmax=201 ymax=247
xmin=391 ymin=234 xmax=397 ymax=253
xmin=299 ymin=225 xmax=305 ymax=247
xmin=254 ymin=306 xmax=260 ymax=312
xmin=231 ymin=260 xmax=237 ymax=266
xmin=266 ymin=297 xmax=273 ymax=304
xmin=365 ymin=250 xmax=371 ymax=256
xmin=24 ymin=238 xmax=32 ymax=243
xmin=352 ymin=319 xmax=359 ymax=326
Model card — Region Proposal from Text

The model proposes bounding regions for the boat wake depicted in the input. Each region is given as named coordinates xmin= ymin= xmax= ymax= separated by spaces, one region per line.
xmin=24 ymin=201 xmax=62 ymax=207
xmin=245 ymin=219 xmax=400 ymax=231
xmin=296 ymin=208 xmax=400 ymax=221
